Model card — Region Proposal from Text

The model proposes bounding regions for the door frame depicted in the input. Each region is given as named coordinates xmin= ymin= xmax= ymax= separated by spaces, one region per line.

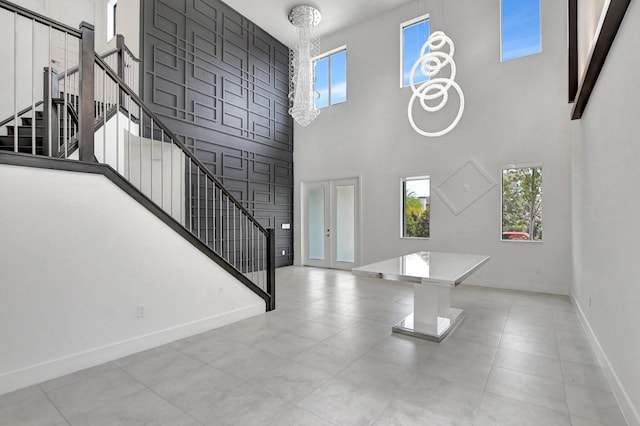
xmin=301 ymin=176 xmax=361 ymax=270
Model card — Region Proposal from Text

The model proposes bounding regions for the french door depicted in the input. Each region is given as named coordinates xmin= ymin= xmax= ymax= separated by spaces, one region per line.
xmin=303 ymin=178 xmax=359 ymax=270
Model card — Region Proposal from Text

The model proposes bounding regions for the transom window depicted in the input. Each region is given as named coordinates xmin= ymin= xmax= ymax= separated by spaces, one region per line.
xmin=501 ymin=0 xmax=542 ymax=61
xmin=107 ymin=0 xmax=117 ymax=41
xmin=402 ymin=176 xmax=430 ymax=239
xmin=400 ymin=14 xmax=430 ymax=88
xmin=314 ymin=47 xmax=347 ymax=109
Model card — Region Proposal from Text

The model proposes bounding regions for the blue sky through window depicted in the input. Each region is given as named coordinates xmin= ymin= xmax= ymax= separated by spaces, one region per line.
xmin=402 ymin=18 xmax=430 ymax=88
xmin=315 ymin=57 xmax=329 ymax=108
xmin=330 ymin=50 xmax=347 ymax=104
xmin=314 ymin=49 xmax=347 ymax=109
xmin=501 ymin=0 xmax=541 ymax=61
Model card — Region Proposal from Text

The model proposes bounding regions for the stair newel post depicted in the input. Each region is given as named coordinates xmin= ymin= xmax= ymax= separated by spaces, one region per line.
xmin=42 ymin=67 xmax=60 ymax=157
xmin=266 ymin=228 xmax=276 ymax=311
xmin=116 ymin=34 xmax=125 ymax=80
xmin=116 ymin=34 xmax=126 ymax=106
xmin=78 ymin=21 xmax=95 ymax=162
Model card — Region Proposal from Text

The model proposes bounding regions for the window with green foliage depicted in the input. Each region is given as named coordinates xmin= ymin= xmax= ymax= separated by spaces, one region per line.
xmin=402 ymin=176 xmax=430 ymax=238
xmin=501 ymin=166 xmax=542 ymax=241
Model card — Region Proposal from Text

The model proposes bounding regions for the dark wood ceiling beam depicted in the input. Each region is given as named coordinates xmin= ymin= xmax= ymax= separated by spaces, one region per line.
xmin=571 ymin=0 xmax=631 ymax=120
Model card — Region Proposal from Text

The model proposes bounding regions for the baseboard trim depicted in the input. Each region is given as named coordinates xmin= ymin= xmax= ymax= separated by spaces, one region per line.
xmin=0 ymin=302 xmax=264 ymax=396
xmin=466 ymin=277 xmax=570 ymax=296
xmin=571 ymin=294 xmax=639 ymax=426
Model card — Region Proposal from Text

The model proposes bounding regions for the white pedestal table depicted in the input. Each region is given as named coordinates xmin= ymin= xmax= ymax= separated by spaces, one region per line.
xmin=352 ymin=251 xmax=489 ymax=342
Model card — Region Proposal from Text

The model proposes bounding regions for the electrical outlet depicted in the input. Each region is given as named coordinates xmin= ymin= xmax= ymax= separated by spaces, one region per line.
xmin=589 ymin=296 xmax=592 ymax=307
xmin=281 ymin=223 xmax=291 ymax=229
xmin=137 ymin=304 xmax=146 ymax=318
xmin=281 ymin=249 xmax=286 ymax=255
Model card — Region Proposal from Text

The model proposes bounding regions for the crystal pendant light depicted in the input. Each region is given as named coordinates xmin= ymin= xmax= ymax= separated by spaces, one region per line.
xmin=288 ymin=5 xmax=321 ymax=126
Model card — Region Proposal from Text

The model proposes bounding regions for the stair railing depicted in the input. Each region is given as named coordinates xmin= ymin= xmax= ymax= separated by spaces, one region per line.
xmin=92 ymin=54 xmax=275 ymax=309
xmin=0 ymin=1 xmax=82 ymax=156
xmin=0 ymin=0 xmax=276 ymax=310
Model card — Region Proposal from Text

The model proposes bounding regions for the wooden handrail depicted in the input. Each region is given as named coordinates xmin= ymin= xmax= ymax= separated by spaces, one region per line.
xmin=0 ymin=0 xmax=82 ymax=37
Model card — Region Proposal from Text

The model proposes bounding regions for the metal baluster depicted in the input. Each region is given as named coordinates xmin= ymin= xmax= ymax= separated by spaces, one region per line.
xmin=13 ymin=12 xmax=17 ymax=152
xmin=116 ymin=76 xmax=120 ymax=172
xmin=64 ymin=32 xmax=69 ymax=159
xmin=127 ymin=92 xmax=131 ymax=180
xmin=261 ymin=233 xmax=265 ymax=290
xmin=244 ymin=216 xmax=248 ymax=276
xmin=233 ymin=204 xmax=236 ymax=268
xmin=103 ymin=66 xmax=106 ymax=163
xmin=160 ymin=129 xmax=165 ymax=209
xmin=47 ymin=26 xmax=52 ymax=156
xmin=205 ymin=177 xmax=208 ymax=246
xmin=31 ymin=19 xmax=36 ymax=155
xmin=139 ymin=105 xmax=143 ymax=190
xmin=170 ymin=134 xmax=174 ymax=218
xmin=239 ymin=209 xmax=243 ymax=273
xmin=150 ymin=118 xmax=154 ymax=202
xmin=189 ymin=158 xmax=193 ymax=232
xmin=197 ymin=167 xmax=201 ymax=239
xmin=94 ymin=65 xmax=97 ymax=119
xmin=226 ymin=196 xmax=229 ymax=261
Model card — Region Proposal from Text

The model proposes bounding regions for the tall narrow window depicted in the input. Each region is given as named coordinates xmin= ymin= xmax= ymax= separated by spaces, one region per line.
xmin=400 ymin=14 xmax=430 ymax=88
xmin=501 ymin=165 xmax=542 ymax=241
xmin=314 ymin=47 xmax=347 ymax=109
xmin=402 ymin=176 xmax=430 ymax=238
xmin=501 ymin=0 xmax=542 ymax=61
xmin=107 ymin=0 xmax=118 ymax=41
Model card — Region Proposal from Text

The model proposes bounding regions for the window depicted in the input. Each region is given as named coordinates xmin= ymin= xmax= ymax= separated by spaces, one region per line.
xmin=107 ymin=0 xmax=118 ymax=41
xmin=400 ymin=14 xmax=430 ymax=88
xmin=501 ymin=0 xmax=542 ymax=61
xmin=314 ymin=47 xmax=347 ymax=108
xmin=402 ymin=176 xmax=430 ymax=238
xmin=501 ymin=165 xmax=542 ymax=241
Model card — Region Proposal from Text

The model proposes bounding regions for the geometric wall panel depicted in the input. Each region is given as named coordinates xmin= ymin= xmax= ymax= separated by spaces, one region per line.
xmin=435 ymin=158 xmax=497 ymax=216
xmin=142 ymin=0 xmax=294 ymax=266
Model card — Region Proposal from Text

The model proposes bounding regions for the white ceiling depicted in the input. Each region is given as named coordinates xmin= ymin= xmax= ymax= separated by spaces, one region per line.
xmin=223 ymin=0 xmax=416 ymax=47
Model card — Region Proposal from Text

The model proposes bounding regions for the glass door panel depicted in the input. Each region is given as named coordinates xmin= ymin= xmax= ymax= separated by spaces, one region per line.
xmin=308 ymin=187 xmax=325 ymax=260
xmin=335 ymin=184 xmax=355 ymax=263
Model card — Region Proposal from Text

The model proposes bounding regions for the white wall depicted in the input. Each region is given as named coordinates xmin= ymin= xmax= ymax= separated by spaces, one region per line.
xmin=0 ymin=164 xmax=264 ymax=395
xmin=93 ymin=112 xmax=186 ymax=224
xmin=571 ymin=1 xmax=640 ymax=424
xmin=94 ymin=0 xmax=140 ymax=58
xmin=294 ymin=0 xmax=573 ymax=295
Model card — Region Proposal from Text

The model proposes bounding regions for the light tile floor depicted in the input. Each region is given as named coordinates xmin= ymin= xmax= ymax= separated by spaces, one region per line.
xmin=0 ymin=266 xmax=628 ymax=425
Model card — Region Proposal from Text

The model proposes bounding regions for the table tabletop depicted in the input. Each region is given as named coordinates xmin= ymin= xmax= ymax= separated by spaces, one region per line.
xmin=352 ymin=251 xmax=490 ymax=287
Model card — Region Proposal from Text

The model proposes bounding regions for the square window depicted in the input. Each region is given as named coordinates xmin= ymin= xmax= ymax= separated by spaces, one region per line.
xmin=313 ymin=47 xmax=347 ymax=109
xmin=402 ymin=176 xmax=430 ymax=239
xmin=400 ymin=15 xmax=430 ymax=88
xmin=501 ymin=166 xmax=542 ymax=241
xmin=501 ymin=0 xmax=542 ymax=61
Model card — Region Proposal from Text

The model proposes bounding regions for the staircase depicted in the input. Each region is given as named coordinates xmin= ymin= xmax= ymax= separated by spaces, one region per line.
xmin=0 ymin=0 xmax=275 ymax=311
xmin=0 ymin=110 xmax=47 ymax=155
xmin=0 ymin=100 xmax=78 ymax=156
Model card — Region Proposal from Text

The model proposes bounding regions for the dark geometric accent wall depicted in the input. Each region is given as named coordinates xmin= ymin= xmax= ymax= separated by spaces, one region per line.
xmin=141 ymin=0 xmax=293 ymax=266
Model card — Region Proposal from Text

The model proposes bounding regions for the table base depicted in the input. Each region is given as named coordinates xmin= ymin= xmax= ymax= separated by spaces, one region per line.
xmin=392 ymin=309 xmax=465 ymax=342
